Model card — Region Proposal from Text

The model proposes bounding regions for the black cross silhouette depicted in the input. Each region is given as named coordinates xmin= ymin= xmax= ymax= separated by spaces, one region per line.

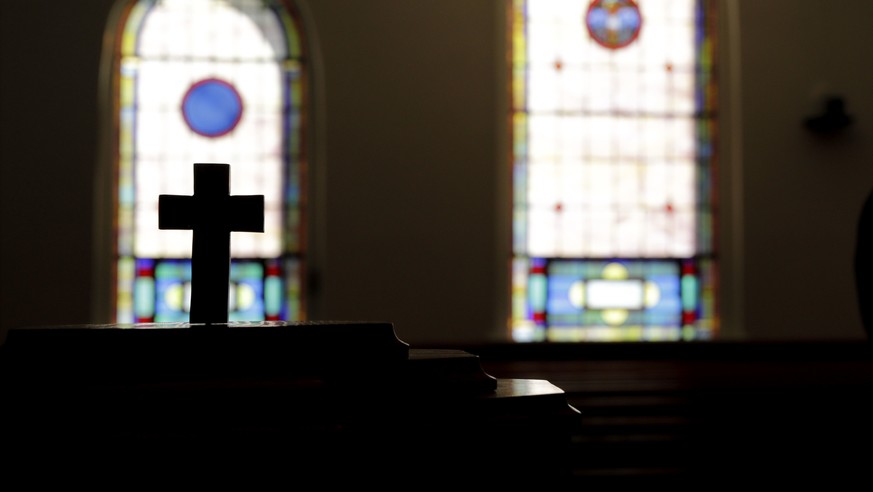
xmin=159 ymin=163 xmax=264 ymax=324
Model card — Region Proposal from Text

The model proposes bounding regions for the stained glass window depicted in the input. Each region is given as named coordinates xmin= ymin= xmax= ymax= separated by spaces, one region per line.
xmin=115 ymin=0 xmax=307 ymax=323
xmin=511 ymin=0 xmax=718 ymax=342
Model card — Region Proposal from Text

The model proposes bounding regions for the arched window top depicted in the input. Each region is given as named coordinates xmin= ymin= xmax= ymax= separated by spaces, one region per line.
xmin=123 ymin=0 xmax=295 ymax=60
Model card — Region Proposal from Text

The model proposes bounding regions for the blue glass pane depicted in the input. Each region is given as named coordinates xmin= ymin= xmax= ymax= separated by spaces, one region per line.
xmin=181 ymin=78 xmax=243 ymax=137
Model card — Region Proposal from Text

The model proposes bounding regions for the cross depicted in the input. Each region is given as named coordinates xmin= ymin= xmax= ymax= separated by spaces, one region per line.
xmin=159 ymin=163 xmax=264 ymax=324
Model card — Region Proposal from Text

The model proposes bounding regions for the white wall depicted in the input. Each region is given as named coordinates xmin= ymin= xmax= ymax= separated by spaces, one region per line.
xmin=1 ymin=0 xmax=872 ymax=345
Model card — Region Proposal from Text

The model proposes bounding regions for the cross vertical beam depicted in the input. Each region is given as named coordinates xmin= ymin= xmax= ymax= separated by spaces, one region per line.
xmin=159 ymin=163 xmax=264 ymax=324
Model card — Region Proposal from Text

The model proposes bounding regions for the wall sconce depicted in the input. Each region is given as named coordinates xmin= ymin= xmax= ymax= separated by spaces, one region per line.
xmin=804 ymin=96 xmax=853 ymax=136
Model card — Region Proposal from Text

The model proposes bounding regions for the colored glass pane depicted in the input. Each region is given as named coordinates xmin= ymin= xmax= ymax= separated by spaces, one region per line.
xmin=585 ymin=0 xmax=643 ymax=50
xmin=116 ymin=0 xmax=307 ymax=324
xmin=511 ymin=0 xmax=718 ymax=342
xmin=181 ymin=78 xmax=244 ymax=137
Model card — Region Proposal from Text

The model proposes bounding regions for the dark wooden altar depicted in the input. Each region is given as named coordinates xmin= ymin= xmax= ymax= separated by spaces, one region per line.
xmin=0 ymin=322 xmax=580 ymax=486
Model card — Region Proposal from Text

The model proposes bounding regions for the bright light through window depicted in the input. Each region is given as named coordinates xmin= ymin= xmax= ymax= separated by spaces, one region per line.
xmin=511 ymin=0 xmax=718 ymax=342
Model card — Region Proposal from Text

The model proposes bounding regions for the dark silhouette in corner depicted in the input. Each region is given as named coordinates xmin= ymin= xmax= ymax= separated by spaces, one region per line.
xmin=857 ymin=186 xmax=873 ymax=338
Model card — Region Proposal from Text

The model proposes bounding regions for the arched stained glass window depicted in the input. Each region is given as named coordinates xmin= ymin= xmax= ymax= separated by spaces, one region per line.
xmin=114 ymin=0 xmax=307 ymax=323
xmin=511 ymin=0 xmax=718 ymax=342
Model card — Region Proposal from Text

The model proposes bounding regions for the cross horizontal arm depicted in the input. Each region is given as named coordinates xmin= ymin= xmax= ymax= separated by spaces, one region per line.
xmin=228 ymin=195 xmax=265 ymax=232
xmin=158 ymin=195 xmax=195 ymax=230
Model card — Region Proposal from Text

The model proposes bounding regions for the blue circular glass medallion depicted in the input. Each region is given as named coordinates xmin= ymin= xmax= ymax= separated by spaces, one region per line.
xmin=585 ymin=0 xmax=642 ymax=50
xmin=181 ymin=78 xmax=243 ymax=137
